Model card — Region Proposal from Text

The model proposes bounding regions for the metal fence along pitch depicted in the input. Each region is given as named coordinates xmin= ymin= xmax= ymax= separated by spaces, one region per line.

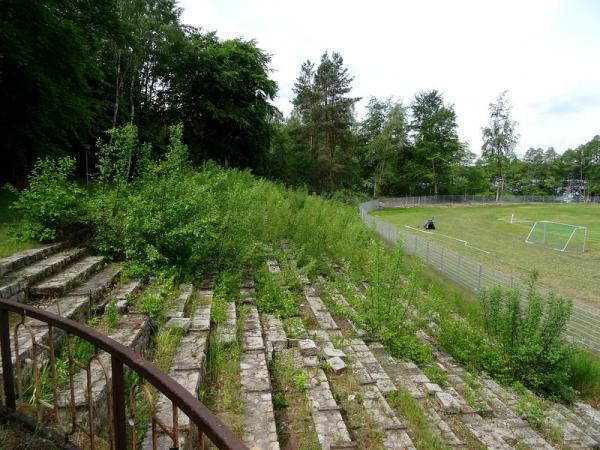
xmin=359 ymin=199 xmax=600 ymax=356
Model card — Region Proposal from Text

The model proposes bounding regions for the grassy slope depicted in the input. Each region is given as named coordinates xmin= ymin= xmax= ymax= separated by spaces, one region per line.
xmin=0 ymin=189 xmax=36 ymax=258
xmin=371 ymin=203 xmax=600 ymax=306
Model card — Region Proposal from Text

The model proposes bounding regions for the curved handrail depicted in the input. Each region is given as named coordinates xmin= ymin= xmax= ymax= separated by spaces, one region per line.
xmin=0 ymin=297 xmax=248 ymax=450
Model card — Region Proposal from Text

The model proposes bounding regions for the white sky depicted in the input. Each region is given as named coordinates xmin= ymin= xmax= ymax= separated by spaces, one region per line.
xmin=178 ymin=0 xmax=600 ymax=156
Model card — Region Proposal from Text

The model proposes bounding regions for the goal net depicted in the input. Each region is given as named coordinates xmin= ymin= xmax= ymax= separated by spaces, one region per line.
xmin=525 ymin=221 xmax=588 ymax=252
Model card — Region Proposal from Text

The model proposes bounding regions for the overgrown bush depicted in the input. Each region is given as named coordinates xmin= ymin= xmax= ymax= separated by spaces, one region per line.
xmin=480 ymin=280 xmax=575 ymax=400
xmin=8 ymin=156 xmax=84 ymax=241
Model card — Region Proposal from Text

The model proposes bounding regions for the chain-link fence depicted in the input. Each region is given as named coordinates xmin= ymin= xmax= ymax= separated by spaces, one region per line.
xmin=359 ymin=199 xmax=600 ymax=356
xmin=378 ymin=194 xmax=600 ymax=208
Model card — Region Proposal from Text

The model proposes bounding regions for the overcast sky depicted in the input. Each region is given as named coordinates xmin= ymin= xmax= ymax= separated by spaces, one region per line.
xmin=178 ymin=0 xmax=600 ymax=156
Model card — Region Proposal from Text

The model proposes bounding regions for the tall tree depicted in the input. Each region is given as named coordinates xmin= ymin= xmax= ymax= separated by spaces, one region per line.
xmin=410 ymin=90 xmax=463 ymax=195
xmin=291 ymin=52 xmax=359 ymax=192
xmin=360 ymin=98 xmax=409 ymax=196
xmin=157 ymin=31 xmax=277 ymax=169
xmin=481 ymin=91 xmax=519 ymax=201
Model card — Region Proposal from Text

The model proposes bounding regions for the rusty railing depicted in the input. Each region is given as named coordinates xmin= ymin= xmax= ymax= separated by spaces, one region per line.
xmin=0 ymin=297 xmax=247 ymax=450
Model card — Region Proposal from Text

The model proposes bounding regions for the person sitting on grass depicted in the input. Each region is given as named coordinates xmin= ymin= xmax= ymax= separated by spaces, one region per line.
xmin=423 ymin=218 xmax=435 ymax=230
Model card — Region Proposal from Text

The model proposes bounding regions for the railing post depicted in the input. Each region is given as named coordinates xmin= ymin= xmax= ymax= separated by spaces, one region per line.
xmin=111 ymin=355 xmax=127 ymax=450
xmin=0 ymin=308 xmax=16 ymax=410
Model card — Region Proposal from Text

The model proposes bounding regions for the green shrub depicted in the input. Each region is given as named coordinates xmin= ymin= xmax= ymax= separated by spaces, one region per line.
xmin=255 ymin=267 xmax=298 ymax=318
xmin=480 ymin=281 xmax=575 ymax=401
xmin=9 ymin=156 xmax=84 ymax=241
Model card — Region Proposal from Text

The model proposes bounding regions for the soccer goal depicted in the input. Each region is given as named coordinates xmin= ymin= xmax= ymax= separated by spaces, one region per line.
xmin=525 ymin=220 xmax=588 ymax=252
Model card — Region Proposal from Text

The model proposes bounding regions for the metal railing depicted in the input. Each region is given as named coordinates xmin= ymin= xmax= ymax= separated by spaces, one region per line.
xmin=0 ymin=297 xmax=248 ymax=450
xmin=360 ymin=199 xmax=600 ymax=357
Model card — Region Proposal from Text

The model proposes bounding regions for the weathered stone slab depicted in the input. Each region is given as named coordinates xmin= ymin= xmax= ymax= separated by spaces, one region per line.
xmin=215 ymin=302 xmax=236 ymax=344
xmin=304 ymin=368 xmax=355 ymax=449
xmin=349 ymin=338 xmax=396 ymax=394
xmin=305 ymin=294 xmax=340 ymax=330
xmin=323 ymin=346 xmax=346 ymax=359
xmin=242 ymin=306 xmax=265 ymax=351
xmin=435 ymin=392 xmax=461 ymax=413
xmin=171 ymin=332 xmax=208 ymax=371
xmin=165 ymin=317 xmax=191 ymax=332
xmin=240 ymin=351 xmax=271 ymax=393
xmin=69 ymin=266 xmax=121 ymax=301
xmin=327 ymin=356 xmax=346 ymax=374
xmin=424 ymin=383 xmax=442 ymax=395
xmin=263 ymin=314 xmax=287 ymax=361
xmin=239 ymin=297 xmax=279 ymax=450
xmin=242 ymin=391 xmax=279 ymax=450
xmin=167 ymin=283 xmax=193 ymax=319
xmin=299 ymin=339 xmax=319 ymax=356
xmin=1 ymin=247 xmax=83 ymax=290
xmin=30 ymin=255 xmax=104 ymax=298
xmin=190 ymin=302 xmax=212 ymax=332
xmin=0 ymin=243 xmax=62 ymax=276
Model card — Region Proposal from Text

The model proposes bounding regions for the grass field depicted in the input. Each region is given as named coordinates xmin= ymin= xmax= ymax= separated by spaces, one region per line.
xmin=371 ymin=203 xmax=600 ymax=307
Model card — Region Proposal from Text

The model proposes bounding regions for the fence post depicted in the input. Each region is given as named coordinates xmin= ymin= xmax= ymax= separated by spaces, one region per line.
xmin=111 ymin=356 xmax=127 ymax=450
xmin=478 ymin=264 xmax=482 ymax=291
xmin=0 ymin=308 xmax=16 ymax=410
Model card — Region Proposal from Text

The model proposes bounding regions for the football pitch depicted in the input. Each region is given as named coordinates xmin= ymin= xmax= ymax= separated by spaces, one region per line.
xmin=371 ymin=203 xmax=600 ymax=307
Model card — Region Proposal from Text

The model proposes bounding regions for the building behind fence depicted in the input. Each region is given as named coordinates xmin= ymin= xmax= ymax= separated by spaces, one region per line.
xmin=359 ymin=197 xmax=600 ymax=357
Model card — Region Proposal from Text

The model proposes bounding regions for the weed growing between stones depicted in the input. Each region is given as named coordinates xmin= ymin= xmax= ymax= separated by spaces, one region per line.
xmin=386 ymin=389 xmax=448 ymax=450
xmin=270 ymin=351 xmax=320 ymax=449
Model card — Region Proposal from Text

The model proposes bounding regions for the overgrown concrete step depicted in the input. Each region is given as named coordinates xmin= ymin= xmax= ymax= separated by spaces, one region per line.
xmin=337 ymin=338 xmax=414 ymax=449
xmin=329 ymin=292 xmax=367 ymax=338
xmin=56 ymin=313 xmax=150 ymax=432
xmin=141 ymin=330 xmax=209 ymax=450
xmin=262 ymin=314 xmax=287 ymax=362
xmin=552 ymin=402 xmax=600 ymax=442
xmin=0 ymin=243 xmax=62 ymax=276
xmin=481 ymin=377 xmax=598 ymax=449
xmin=303 ymin=289 xmax=340 ymax=331
xmin=303 ymin=366 xmax=356 ymax=449
xmin=190 ymin=286 xmax=213 ymax=332
xmin=367 ymin=344 xmax=482 ymax=449
xmin=240 ymin=304 xmax=279 ymax=450
xmin=0 ymin=266 xmax=121 ymax=379
xmin=30 ymin=255 xmax=104 ymax=298
xmin=215 ymin=301 xmax=236 ymax=344
xmin=166 ymin=283 xmax=194 ymax=319
xmin=96 ymin=278 xmax=144 ymax=314
xmin=0 ymin=248 xmax=85 ymax=299
xmin=418 ymin=332 xmax=556 ymax=449
xmin=348 ymin=339 xmax=396 ymax=394
xmin=574 ymin=402 xmax=600 ymax=436
xmin=242 ymin=305 xmax=265 ymax=352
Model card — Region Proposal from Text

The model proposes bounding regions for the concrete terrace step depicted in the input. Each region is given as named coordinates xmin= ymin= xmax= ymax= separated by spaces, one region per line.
xmin=0 ymin=248 xmax=85 ymax=300
xmin=270 ymin=257 xmax=357 ymax=450
xmin=0 ymin=265 xmax=121 ymax=382
xmin=0 ymin=243 xmax=62 ymax=276
xmin=238 ymin=283 xmax=279 ymax=450
xmin=299 ymin=280 xmax=414 ymax=449
xmin=215 ymin=301 xmax=237 ymax=345
xmin=422 ymin=332 xmax=588 ymax=449
xmin=95 ymin=278 xmax=145 ymax=314
xmin=141 ymin=279 xmax=213 ymax=450
xmin=57 ymin=313 xmax=151 ymax=431
xmin=30 ymin=255 xmax=104 ymax=298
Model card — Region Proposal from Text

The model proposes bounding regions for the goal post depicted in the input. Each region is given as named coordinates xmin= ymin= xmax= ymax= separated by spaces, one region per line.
xmin=525 ymin=220 xmax=588 ymax=252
